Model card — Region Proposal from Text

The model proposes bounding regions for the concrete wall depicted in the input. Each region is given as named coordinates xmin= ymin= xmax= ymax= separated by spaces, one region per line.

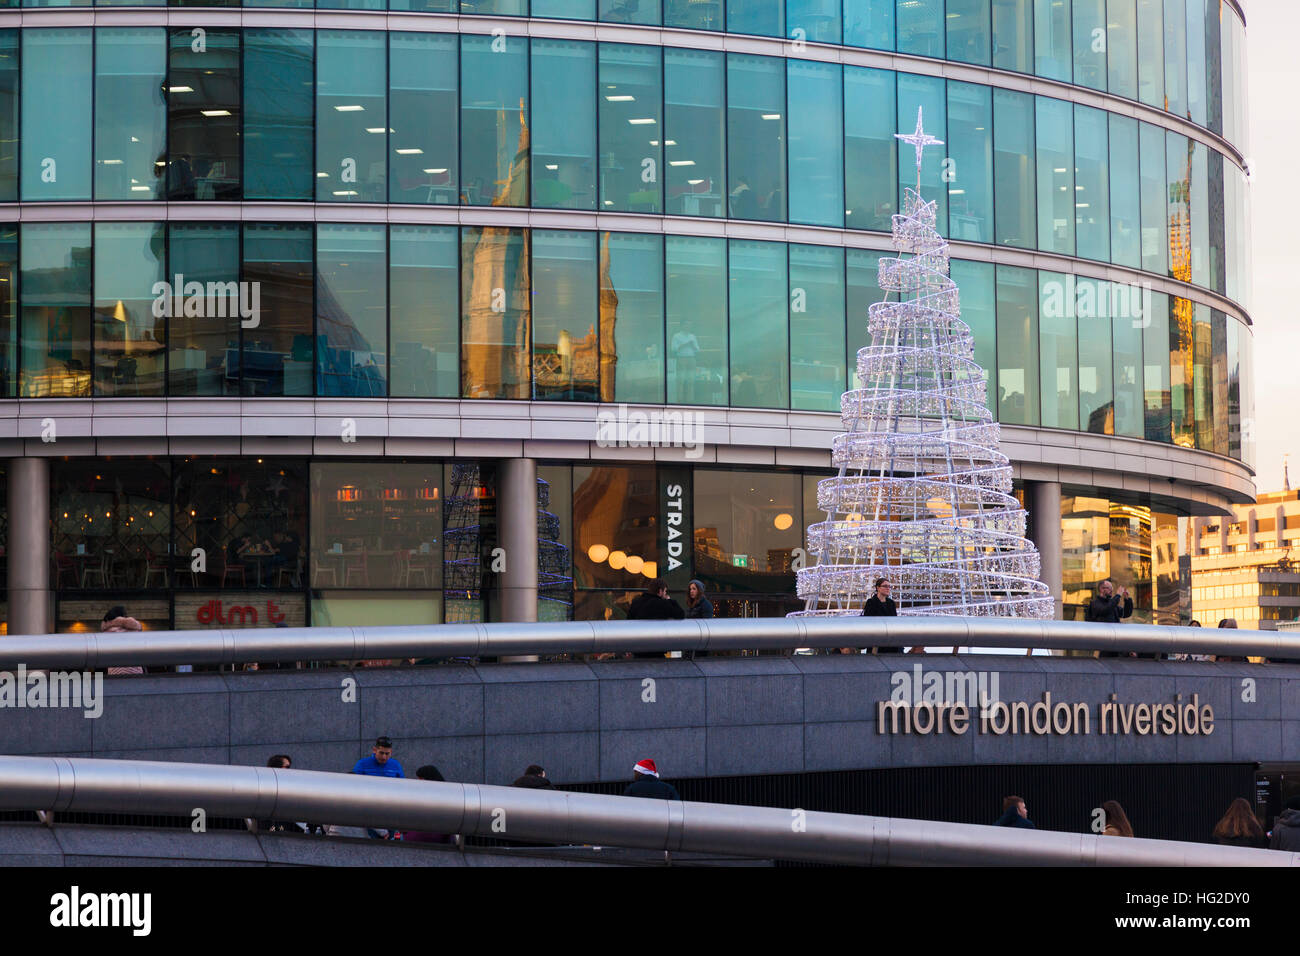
xmin=3 ymin=655 xmax=1296 ymax=785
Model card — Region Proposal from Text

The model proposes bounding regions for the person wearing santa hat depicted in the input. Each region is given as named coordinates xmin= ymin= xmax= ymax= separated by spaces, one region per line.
xmin=623 ymin=758 xmax=680 ymax=800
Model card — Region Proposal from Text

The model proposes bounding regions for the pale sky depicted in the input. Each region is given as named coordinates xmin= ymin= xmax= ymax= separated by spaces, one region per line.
xmin=1244 ymin=0 xmax=1296 ymax=492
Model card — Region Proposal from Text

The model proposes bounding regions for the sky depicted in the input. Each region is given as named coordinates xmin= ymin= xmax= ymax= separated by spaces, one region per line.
xmin=1244 ymin=0 xmax=1297 ymax=492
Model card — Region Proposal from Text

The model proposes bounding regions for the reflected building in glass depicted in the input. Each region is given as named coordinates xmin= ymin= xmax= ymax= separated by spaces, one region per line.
xmin=0 ymin=0 xmax=1254 ymax=634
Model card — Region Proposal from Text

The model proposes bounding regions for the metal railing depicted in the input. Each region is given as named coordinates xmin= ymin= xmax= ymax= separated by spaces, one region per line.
xmin=0 ymin=756 xmax=1292 ymax=867
xmin=0 ymin=617 xmax=1297 ymax=670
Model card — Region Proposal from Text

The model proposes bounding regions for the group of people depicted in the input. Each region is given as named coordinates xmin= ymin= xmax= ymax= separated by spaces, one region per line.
xmin=993 ymin=793 xmax=1300 ymax=850
xmin=259 ymin=738 xmax=684 ymax=844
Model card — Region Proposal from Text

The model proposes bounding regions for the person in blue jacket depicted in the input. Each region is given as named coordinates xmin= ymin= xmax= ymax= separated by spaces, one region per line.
xmin=994 ymin=795 xmax=1035 ymax=829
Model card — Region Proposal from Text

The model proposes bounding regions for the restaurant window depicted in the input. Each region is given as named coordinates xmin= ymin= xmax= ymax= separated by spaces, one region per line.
xmin=311 ymin=463 xmax=443 ymax=591
xmin=573 ymin=463 xmax=660 ymax=618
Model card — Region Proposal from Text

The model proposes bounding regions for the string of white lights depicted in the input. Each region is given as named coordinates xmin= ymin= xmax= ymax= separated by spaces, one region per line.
xmin=791 ymin=108 xmax=1053 ymax=620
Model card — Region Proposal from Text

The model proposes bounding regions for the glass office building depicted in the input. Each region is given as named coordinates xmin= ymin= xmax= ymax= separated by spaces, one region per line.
xmin=0 ymin=0 xmax=1254 ymax=631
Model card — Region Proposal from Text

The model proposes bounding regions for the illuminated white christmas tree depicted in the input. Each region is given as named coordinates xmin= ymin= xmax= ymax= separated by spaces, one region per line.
xmin=792 ymin=109 xmax=1053 ymax=619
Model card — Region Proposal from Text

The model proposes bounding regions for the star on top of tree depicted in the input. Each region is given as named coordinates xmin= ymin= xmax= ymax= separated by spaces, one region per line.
xmin=895 ymin=106 xmax=944 ymax=176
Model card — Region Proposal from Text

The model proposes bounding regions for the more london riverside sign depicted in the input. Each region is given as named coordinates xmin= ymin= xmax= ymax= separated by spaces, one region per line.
xmin=876 ymin=664 xmax=1215 ymax=738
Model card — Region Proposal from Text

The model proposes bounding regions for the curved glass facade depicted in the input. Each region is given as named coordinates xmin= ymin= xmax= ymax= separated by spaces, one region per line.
xmin=0 ymin=1 xmax=1249 ymax=154
xmin=0 ymin=25 xmax=1251 ymax=308
xmin=0 ymin=221 xmax=1255 ymax=465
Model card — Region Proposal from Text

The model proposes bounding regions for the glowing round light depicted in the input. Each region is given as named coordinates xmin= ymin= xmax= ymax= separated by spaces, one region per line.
xmin=608 ymin=550 xmax=628 ymax=570
xmin=773 ymin=512 xmax=793 ymax=531
xmin=587 ymin=543 xmax=610 ymax=564
xmin=625 ymin=555 xmax=645 ymax=574
xmin=641 ymin=561 xmax=658 ymax=578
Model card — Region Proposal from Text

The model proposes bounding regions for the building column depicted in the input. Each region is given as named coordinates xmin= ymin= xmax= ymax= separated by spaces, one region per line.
xmin=8 ymin=457 xmax=51 ymax=636
xmin=499 ymin=457 xmax=538 ymax=626
xmin=1026 ymin=480 xmax=1063 ymax=621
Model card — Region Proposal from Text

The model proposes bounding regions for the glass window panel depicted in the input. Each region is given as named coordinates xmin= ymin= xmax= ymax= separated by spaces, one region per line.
xmin=1136 ymin=0 xmax=1164 ymax=108
xmin=241 ymin=223 xmax=313 ymax=397
xmin=391 ymin=225 xmax=459 ymax=398
xmin=461 ymin=226 xmax=530 ymax=400
xmin=389 ymin=33 xmax=458 ymax=207
xmin=533 ymin=230 xmax=598 ymax=402
xmin=1185 ymin=300 xmax=1207 ymax=450
xmin=789 ymin=244 xmax=844 ymax=412
xmin=1108 ymin=114 xmax=1140 ymax=268
xmin=727 ymin=54 xmax=785 ymax=223
xmin=665 ymin=49 xmax=726 ymax=219
xmin=0 ymin=226 xmax=14 ymax=397
xmin=1074 ymin=277 xmax=1113 ymax=432
xmin=693 ymin=469 xmax=801 ymax=599
xmin=388 ymin=0 xmax=455 ymax=12
xmin=897 ymin=0 xmax=943 ymax=57
xmin=1072 ymin=0 xmax=1106 ymax=90
xmin=318 ymin=0 xmax=383 ymax=10
xmin=1226 ymin=317 xmax=1240 ymax=458
xmin=1185 ymin=0 xmax=1205 ymax=125
xmin=52 ymin=463 xmax=170 ymax=603
xmin=1074 ymin=104 xmax=1109 ymax=261
xmin=1036 ymin=97 xmax=1075 ymax=255
xmin=729 ymin=240 xmax=788 ymax=408
xmin=1034 ymin=0 xmax=1073 ymax=81
xmin=947 ymin=81 xmax=992 ymax=244
xmin=461 ymin=0 xmax=526 ymax=13
xmin=946 ymin=0 xmax=990 ymax=65
xmin=168 ymin=29 xmax=240 ymax=201
xmin=245 ymin=29 xmax=313 ymax=202
xmin=20 ymin=223 xmax=92 ymax=397
xmin=596 ymin=0 xmax=657 ymax=23
xmin=1163 ymin=0 xmax=1187 ymax=117
xmin=788 ymin=0 xmax=841 ymax=44
xmin=1211 ymin=308 xmax=1227 ymax=454
xmin=667 ymin=236 xmax=727 ymax=405
xmin=1167 ymin=130 xmax=1190 ymax=282
xmin=1142 ymin=289 xmax=1170 ymax=442
xmin=93 ymin=222 xmax=165 ymax=397
xmin=995 ymin=265 xmax=1038 ymax=425
xmin=665 ymin=0 xmax=723 ymax=29
xmin=1190 ymin=140 xmax=1207 ymax=287
xmin=952 ymin=259 xmax=995 ymax=413
xmin=604 ymin=232 xmax=665 ymax=404
xmin=22 ymin=29 xmax=92 ymax=201
xmin=533 ymin=39 xmax=595 ymax=211
xmin=991 ymin=0 xmax=1032 ymax=72
xmin=993 ymin=89 xmax=1035 ymax=249
xmin=845 ymin=66 xmax=896 ymax=232
xmin=1107 ymin=0 xmax=1138 ymax=98
xmin=728 ymin=0 xmax=784 ymax=37
xmin=541 ymin=0 xmax=595 ymax=17
xmin=1207 ymin=149 xmax=1225 ymax=295
xmin=572 ymin=464 xmax=658 ymax=592
xmin=846 ymin=249 xmax=886 ymax=390
xmin=461 ymin=34 xmax=529 ymax=207
xmin=311 ymin=463 xmax=443 ymax=591
xmin=317 ymin=224 xmax=386 ymax=398
xmin=316 ymin=31 xmax=384 ymax=203
xmin=95 ymin=28 xmax=166 ymax=202
xmin=1111 ymin=280 xmax=1145 ymax=438
xmin=898 ymin=73 xmax=946 ymax=236
xmin=599 ymin=44 xmax=662 ymax=214
xmin=167 ymin=222 xmax=240 ymax=397
xmin=1139 ymin=122 xmax=1167 ymax=274
xmin=0 ymin=33 xmax=15 ymax=201
xmin=537 ymin=464 xmax=573 ymax=621
xmin=787 ymin=60 xmax=843 ymax=227
xmin=844 ymin=0 xmax=894 ymax=50
xmin=1039 ymin=272 xmax=1078 ymax=429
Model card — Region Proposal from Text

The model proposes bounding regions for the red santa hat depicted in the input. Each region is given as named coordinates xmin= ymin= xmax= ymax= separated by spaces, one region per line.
xmin=633 ymin=759 xmax=659 ymax=778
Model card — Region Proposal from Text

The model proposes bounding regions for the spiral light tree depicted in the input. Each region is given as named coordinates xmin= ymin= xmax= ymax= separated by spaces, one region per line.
xmin=792 ymin=108 xmax=1053 ymax=619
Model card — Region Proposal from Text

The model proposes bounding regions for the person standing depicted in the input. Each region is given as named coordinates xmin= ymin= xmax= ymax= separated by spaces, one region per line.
xmin=1269 ymin=795 xmax=1300 ymax=851
xmin=1100 ymin=799 xmax=1134 ymax=837
xmin=623 ymin=759 xmax=680 ymax=800
xmin=1089 ymin=579 xmax=1135 ymax=658
xmin=101 ymin=606 xmax=144 ymax=676
xmin=861 ymin=578 xmax=901 ymax=654
xmin=685 ymin=580 xmax=713 ymax=619
xmin=512 ymin=764 xmax=555 ymax=789
xmin=628 ymin=580 xmax=685 ymax=621
xmin=1212 ymin=797 xmax=1268 ymax=849
xmin=350 ymin=736 xmax=404 ymax=839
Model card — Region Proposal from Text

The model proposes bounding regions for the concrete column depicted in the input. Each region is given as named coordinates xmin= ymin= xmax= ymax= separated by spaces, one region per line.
xmin=498 ymin=456 xmax=538 ymax=626
xmin=1026 ymin=480 xmax=1063 ymax=621
xmin=8 ymin=457 xmax=51 ymax=636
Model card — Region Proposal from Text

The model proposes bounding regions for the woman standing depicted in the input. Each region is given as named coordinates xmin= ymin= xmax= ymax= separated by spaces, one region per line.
xmin=1100 ymin=799 xmax=1134 ymax=837
xmin=1212 ymin=798 xmax=1268 ymax=848
xmin=685 ymin=580 xmax=713 ymax=619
